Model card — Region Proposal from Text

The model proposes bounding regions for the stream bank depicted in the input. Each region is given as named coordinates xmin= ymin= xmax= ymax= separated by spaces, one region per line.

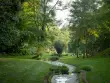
xmin=46 ymin=61 xmax=79 ymax=83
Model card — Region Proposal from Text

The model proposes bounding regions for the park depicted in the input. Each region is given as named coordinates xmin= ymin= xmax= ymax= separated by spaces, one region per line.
xmin=0 ymin=0 xmax=110 ymax=83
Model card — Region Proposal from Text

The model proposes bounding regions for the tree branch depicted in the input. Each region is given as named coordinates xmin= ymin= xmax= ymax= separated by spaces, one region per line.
xmin=48 ymin=0 xmax=60 ymax=14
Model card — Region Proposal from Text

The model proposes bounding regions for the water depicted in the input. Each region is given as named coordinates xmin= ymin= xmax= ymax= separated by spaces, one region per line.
xmin=46 ymin=61 xmax=79 ymax=83
xmin=56 ymin=77 xmax=68 ymax=83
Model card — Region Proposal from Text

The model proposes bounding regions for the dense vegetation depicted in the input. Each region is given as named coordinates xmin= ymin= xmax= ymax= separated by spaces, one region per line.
xmin=69 ymin=0 xmax=110 ymax=58
xmin=0 ymin=0 xmax=110 ymax=83
xmin=1 ymin=0 xmax=109 ymax=57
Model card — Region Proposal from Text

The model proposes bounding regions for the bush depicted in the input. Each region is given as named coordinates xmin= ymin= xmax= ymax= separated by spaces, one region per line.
xmin=49 ymin=66 xmax=59 ymax=74
xmin=20 ymin=49 xmax=30 ymax=55
xmin=32 ymin=55 xmax=41 ymax=60
xmin=74 ymin=67 xmax=81 ymax=73
xmin=49 ymin=65 xmax=69 ymax=74
xmin=54 ymin=40 xmax=64 ymax=56
xmin=51 ymin=53 xmax=60 ymax=56
xmin=97 ymin=48 xmax=110 ymax=57
xmin=62 ymin=53 xmax=70 ymax=56
xmin=60 ymin=66 xmax=69 ymax=74
xmin=80 ymin=65 xmax=93 ymax=71
xmin=49 ymin=56 xmax=59 ymax=61
xmin=74 ymin=65 xmax=93 ymax=73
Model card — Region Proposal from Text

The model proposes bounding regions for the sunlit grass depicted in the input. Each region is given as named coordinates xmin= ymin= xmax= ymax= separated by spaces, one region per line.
xmin=60 ymin=56 xmax=110 ymax=83
xmin=0 ymin=58 xmax=51 ymax=83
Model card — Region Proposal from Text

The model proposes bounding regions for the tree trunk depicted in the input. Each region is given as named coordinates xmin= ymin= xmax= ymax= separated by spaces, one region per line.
xmin=76 ymin=48 xmax=79 ymax=58
xmin=85 ymin=30 xmax=88 ymax=58
xmin=75 ymin=39 xmax=79 ymax=58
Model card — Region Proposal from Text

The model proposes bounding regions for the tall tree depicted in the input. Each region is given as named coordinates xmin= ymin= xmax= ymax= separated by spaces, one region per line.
xmin=0 ymin=0 xmax=25 ymax=53
xmin=70 ymin=0 xmax=100 ymax=58
xmin=94 ymin=0 xmax=110 ymax=52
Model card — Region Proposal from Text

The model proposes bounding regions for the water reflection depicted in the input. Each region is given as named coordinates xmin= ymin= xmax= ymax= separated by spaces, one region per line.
xmin=45 ymin=61 xmax=79 ymax=83
xmin=56 ymin=77 xmax=68 ymax=83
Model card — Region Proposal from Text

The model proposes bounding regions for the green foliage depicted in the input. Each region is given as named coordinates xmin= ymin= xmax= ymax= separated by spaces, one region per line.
xmin=47 ymin=26 xmax=70 ymax=53
xmin=19 ymin=48 xmax=30 ymax=55
xmin=91 ymin=0 xmax=110 ymax=52
xmin=80 ymin=65 xmax=93 ymax=72
xmin=49 ymin=65 xmax=69 ymax=74
xmin=0 ymin=0 xmax=70 ymax=55
xmin=0 ymin=0 xmax=57 ymax=54
xmin=54 ymin=40 xmax=64 ymax=55
xmin=60 ymin=65 xmax=69 ymax=74
xmin=40 ymin=52 xmax=52 ymax=60
xmin=0 ymin=0 xmax=34 ymax=53
xmin=49 ymin=56 xmax=59 ymax=61
xmin=69 ymin=0 xmax=100 ymax=57
xmin=0 ymin=0 xmax=22 ymax=53
xmin=61 ymin=53 xmax=71 ymax=56
xmin=69 ymin=0 xmax=110 ymax=57
xmin=19 ymin=0 xmax=59 ymax=54
xmin=49 ymin=66 xmax=60 ymax=74
xmin=97 ymin=48 xmax=110 ymax=56
xmin=32 ymin=55 xmax=41 ymax=60
xmin=74 ymin=67 xmax=81 ymax=73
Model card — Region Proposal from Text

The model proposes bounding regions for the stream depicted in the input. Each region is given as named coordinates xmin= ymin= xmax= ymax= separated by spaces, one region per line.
xmin=46 ymin=61 xmax=79 ymax=83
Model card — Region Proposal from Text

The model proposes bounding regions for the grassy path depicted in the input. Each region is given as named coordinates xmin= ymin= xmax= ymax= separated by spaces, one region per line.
xmin=0 ymin=58 xmax=51 ymax=83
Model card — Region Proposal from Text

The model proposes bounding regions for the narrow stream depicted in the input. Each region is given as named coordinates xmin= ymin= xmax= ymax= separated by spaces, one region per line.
xmin=46 ymin=61 xmax=79 ymax=83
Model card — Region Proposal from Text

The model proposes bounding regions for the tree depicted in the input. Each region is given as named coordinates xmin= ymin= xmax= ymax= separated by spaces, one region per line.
xmin=54 ymin=40 xmax=64 ymax=56
xmin=0 ymin=0 xmax=26 ymax=53
xmin=70 ymin=0 xmax=100 ymax=58
xmin=18 ymin=0 xmax=62 ymax=56
xmin=93 ymin=0 xmax=110 ymax=52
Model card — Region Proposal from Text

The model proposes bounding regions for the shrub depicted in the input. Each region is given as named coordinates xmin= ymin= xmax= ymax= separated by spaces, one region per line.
xmin=49 ymin=56 xmax=59 ymax=61
xmin=51 ymin=53 xmax=60 ymax=56
xmin=80 ymin=65 xmax=93 ymax=71
xmin=49 ymin=66 xmax=60 ymax=74
xmin=60 ymin=66 xmax=69 ymax=74
xmin=62 ymin=53 xmax=70 ymax=56
xmin=74 ymin=67 xmax=81 ymax=73
xmin=74 ymin=65 xmax=93 ymax=73
xmin=49 ymin=65 xmax=69 ymax=74
xmin=20 ymin=49 xmax=30 ymax=55
xmin=49 ymin=66 xmax=57 ymax=72
xmin=32 ymin=55 xmax=41 ymax=60
xmin=97 ymin=48 xmax=110 ymax=57
xmin=54 ymin=40 xmax=64 ymax=56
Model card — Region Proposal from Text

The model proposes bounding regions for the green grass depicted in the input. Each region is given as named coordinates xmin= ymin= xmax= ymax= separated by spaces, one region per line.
xmin=0 ymin=58 xmax=51 ymax=83
xmin=60 ymin=56 xmax=110 ymax=83
xmin=0 ymin=55 xmax=33 ymax=59
xmin=40 ymin=53 xmax=73 ymax=60
xmin=40 ymin=53 xmax=52 ymax=60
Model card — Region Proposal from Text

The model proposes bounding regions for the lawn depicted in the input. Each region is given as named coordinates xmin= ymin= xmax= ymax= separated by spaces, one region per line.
xmin=0 ymin=58 xmax=51 ymax=83
xmin=0 ymin=55 xmax=33 ymax=59
xmin=40 ymin=53 xmax=52 ymax=60
xmin=60 ymin=56 xmax=110 ymax=83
